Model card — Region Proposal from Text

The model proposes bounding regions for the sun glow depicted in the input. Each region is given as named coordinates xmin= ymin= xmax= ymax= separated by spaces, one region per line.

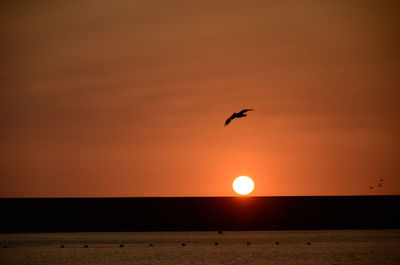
xmin=233 ymin=176 xmax=254 ymax=195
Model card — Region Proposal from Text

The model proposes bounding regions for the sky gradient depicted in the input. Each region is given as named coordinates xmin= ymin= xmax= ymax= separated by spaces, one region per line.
xmin=1 ymin=0 xmax=399 ymax=197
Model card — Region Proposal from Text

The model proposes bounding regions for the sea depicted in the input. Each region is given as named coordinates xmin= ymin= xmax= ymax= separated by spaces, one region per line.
xmin=1 ymin=230 xmax=399 ymax=265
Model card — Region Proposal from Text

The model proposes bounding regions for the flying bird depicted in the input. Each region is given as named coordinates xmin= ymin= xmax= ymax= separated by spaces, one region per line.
xmin=225 ymin=109 xmax=254 ymax=126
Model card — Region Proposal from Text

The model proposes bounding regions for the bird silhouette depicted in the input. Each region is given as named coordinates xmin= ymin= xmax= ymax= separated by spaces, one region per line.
xmin=225 ymin=109 xmax=254 ymax=126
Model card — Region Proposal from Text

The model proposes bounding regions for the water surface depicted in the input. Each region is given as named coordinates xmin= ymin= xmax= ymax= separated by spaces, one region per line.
xmin=1 ymin=230 xmax=399 ymax=265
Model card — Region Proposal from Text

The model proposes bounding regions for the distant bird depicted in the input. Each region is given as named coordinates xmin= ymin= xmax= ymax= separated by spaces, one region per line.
xmin=378 ymin=178 xmax=384 ymax=187
xmin=225 ymin=109 xmax=254 ymax=126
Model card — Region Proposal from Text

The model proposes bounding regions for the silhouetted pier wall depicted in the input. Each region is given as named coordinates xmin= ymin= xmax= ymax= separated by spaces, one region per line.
xmin=1 ymin=196 xmax=399 ymax=232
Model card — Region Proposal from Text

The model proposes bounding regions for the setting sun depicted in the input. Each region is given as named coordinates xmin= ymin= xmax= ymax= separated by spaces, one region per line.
xmin=233 ymin=176 xmax=254 ymax=195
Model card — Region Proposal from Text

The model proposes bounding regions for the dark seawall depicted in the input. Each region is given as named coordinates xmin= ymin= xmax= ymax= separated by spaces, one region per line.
xmin=1 ymin=196 xmax=399 ymax=232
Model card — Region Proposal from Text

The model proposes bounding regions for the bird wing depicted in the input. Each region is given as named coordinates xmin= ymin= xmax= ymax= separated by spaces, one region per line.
xmin=224 ymin=113 xmax=236 ymax=126
xmin=238 ymin=109 xmax=254 ymax=115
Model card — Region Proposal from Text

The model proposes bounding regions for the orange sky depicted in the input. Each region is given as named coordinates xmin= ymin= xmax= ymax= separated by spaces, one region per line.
xmin=1 ymin=1 xmax=399 ymax=197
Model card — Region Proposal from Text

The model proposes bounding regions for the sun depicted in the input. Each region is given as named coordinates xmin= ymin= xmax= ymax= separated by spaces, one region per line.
xmin=233 ymin=176 xmax=254 ymax=195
